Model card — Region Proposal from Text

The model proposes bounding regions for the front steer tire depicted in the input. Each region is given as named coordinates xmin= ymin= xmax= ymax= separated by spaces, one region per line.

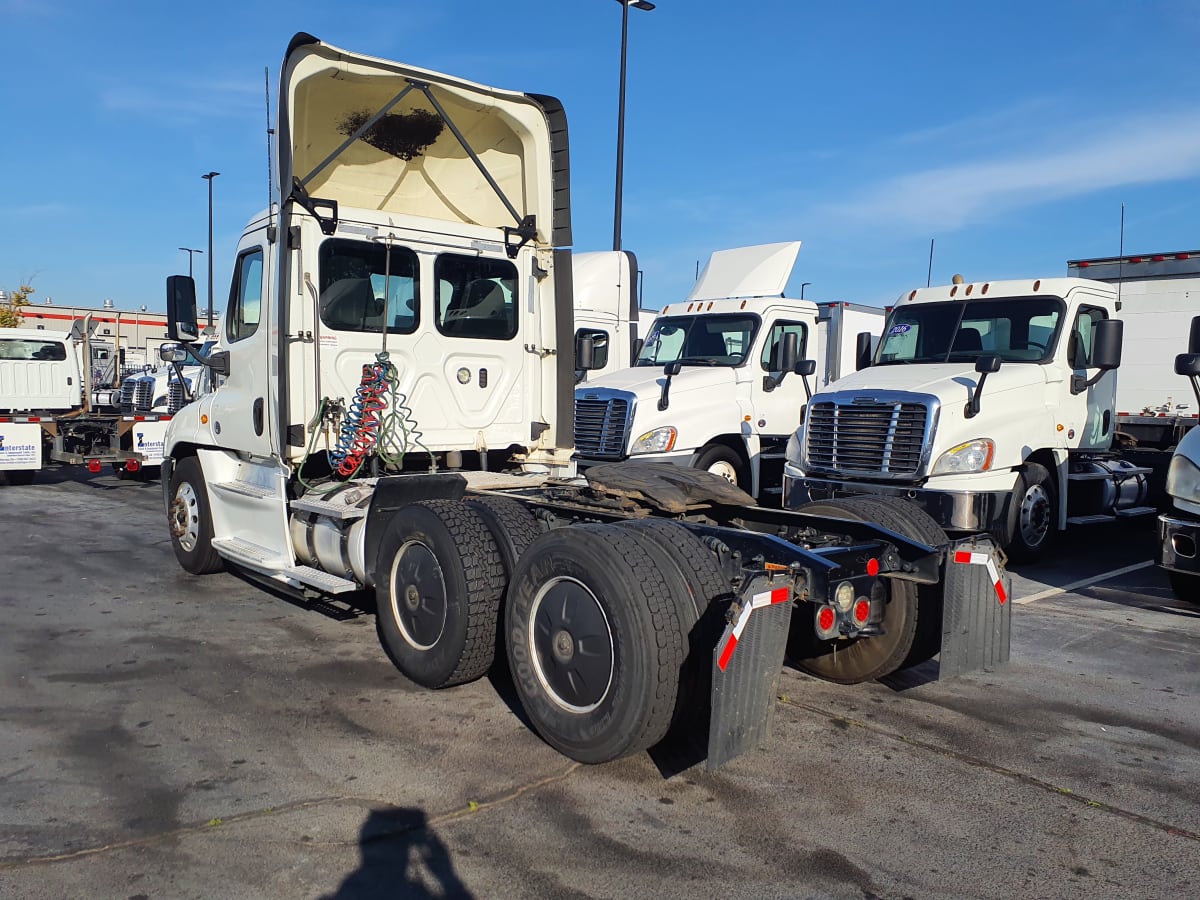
xmin=375 ymin=500 xmax=505 ymax=689
xmin=167 ymin=456 xmax=223 ymax=575
xmin=505 ymin=524 xmax=690 ymax=764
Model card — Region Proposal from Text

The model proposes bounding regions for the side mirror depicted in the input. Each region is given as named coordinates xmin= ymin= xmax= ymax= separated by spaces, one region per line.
xmin=1175 ymin=353 xmax=1200 ymax=377
xmin=1091 ymin=319 xmax=1123 ymax=370
xmin=966 ymin=354 xmax=1001 ymax=419
xmin=764 ymin=333 xmax=801 ymax=393
xmin=1189 ymin=316 xmax=1200 ymax=355
xmin=160 ymin=345 xmax=188 ymax=364
xmin=575 ymin=333 xmax=597 ymax=372
xmin=658 ymin=360 xmax=681 ymax=411
xmin=974 ymin=353 xmax=1002 ymax=374
xmin=166 ymin=275 xmax=200 ymax=342
xmin=772 ymin=332 xmax=800 ymax=374
xmin=795 ymin=359 xmax=816 ymax=377
xmin=855 ymin=331 xmax=874 ymax=370
xmin=632 ymin=337 xmax=644 ymax=365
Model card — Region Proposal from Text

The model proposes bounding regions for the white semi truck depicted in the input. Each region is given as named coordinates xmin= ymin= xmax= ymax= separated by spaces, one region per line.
xmin=573 ymin=242 xmax=885 ymax=504
xmin=1157 ymin=317 xmax=1200 ymax=603
xmin=0 ymin=327 xmax=163 ymax=483
xmin=158 ymin=33 xmax=1010 ymax=769
xmin=785 ymin=265 xmax=1199 ymax=561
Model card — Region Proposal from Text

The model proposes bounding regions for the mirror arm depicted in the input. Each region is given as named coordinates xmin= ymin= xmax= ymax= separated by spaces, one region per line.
xmin=1070 ymin=369 xmax=1109 ymax=395
xmin=965 ymin=372 xmax=990 ymax=419
xmin=658 ymin=374 xmax=673 ymax=411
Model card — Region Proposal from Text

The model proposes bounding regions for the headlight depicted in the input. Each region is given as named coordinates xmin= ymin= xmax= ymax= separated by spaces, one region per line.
xmin=931 ymin=438 xmax=995 ymax=475
xmin=1166 ymin=452 xmax=1200 ymax=501
xmin=630 ymin=426 xmax=677 ymax=454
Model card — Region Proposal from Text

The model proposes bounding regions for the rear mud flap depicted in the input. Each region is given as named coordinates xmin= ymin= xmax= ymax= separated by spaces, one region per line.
xmin=706 ymin=578 xmax=793 ymax=771
xmin=939 ymin=536 xmax=1011 ymax=678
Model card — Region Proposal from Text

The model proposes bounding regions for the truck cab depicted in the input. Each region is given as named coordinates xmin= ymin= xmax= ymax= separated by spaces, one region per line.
xmin=1158 ymin=320 xmax=1200 ymax=603
xmin=785 ymin=277 xmax=1146 ymax=560
xmin=572 ymin=242 xmax=821 ymax=503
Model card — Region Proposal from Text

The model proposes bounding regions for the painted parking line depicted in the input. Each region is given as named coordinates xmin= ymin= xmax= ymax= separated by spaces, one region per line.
xmin=1014 ymin=560 xmax=1155 ymax=605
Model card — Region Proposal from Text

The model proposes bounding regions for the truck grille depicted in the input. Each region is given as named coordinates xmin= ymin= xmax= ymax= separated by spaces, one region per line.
xmin=806 ymin=398 xmax=931 ymax=477
xmin=120 ymin=377 xmax=154 ymax=412
xmin=168 ymin=380 xmax=187 ymax=415
xmin=574 ymin=396 xmax=632 ymax=459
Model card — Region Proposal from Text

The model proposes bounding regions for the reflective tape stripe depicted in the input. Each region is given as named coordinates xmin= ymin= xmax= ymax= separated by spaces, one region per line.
xmin=716 ymin=586 xmax=791 ymax=672
xmin=954 ymin=550 xmax=1006 ymax=604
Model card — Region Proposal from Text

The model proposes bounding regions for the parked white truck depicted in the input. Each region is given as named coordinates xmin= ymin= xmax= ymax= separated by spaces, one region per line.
xmin=1158 ymin=316 xmax=1200 ymax=603
xmin=0 ymin=327 xmax=159 ymax=483
xmin=573 ymin=242 xmax=884 ymax=504
xmin=157 ymin=33 xmax=1010 ymax=770
xmin=783 ymin=268 xmax=1199 ymax=560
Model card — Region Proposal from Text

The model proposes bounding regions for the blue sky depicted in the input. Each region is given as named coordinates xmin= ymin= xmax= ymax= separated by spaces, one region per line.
xmin=2 ymin=0 xmax=1198 ymax=313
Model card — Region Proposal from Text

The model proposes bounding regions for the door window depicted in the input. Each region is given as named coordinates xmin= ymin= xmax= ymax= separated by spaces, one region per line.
xmin=226 ymin=249 xmax=263 ymax=343
xmin=760 ymin=321 xmax=808 ymax=370
xmin=1069 ymin=306 xmax=1107 ymax=369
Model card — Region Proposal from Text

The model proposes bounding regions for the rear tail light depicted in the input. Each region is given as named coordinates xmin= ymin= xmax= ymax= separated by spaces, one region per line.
xmin=87 ymin=459 xmax=102 ymax=473
xmin=853 ymin=599 xmax=872 ymax=626
xmin=815 ymin=605 xmax=838 ymax=639
xmin=126 ymin=459 xmax=141 ymax=473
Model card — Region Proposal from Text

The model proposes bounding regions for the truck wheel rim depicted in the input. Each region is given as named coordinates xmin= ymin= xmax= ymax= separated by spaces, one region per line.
xmin=1019 ymin=484 xmax=1051 ymax=547
xmin=529 ymin=576 xmax=614 ymax=713
xmin=390 ymin=540 xmax=447 ymax=650
xmin=170 ymin=483 xmax=200 ymax=552
xmin=707 ymin=460 xmax=739 ymax=484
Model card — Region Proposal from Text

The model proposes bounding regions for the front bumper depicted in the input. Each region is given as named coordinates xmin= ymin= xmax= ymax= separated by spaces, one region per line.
xmin=784 ymin=468 xmax=1012 ymax=534
xmin=1158 ymin=513 xmax=1200 ymax=575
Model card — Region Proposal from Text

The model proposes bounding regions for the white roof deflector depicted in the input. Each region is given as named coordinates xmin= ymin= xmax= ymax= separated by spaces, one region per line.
xmin=686 ymin=241 xmax=802 ymax=302
xmin=278 ymin=33 xmax=570 ymax=251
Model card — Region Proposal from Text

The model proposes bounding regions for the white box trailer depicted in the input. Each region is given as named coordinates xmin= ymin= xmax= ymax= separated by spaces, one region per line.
xmin=1067 ymin=251 xmax=1200 ymax=447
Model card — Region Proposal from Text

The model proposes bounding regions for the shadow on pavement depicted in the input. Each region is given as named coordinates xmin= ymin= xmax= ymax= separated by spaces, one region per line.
xmin=323 ymin=807 xmax=474 ymax=899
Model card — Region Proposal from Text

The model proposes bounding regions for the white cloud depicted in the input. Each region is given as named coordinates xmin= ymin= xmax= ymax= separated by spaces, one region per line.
xmin=826 ymin=111 xmax=1200 ymax=230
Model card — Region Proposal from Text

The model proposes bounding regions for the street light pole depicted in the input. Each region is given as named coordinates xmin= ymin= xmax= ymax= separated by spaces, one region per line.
xmin=179 ymin=247 xmax=203 ymax=279
xmin=201 ymin=172 xmax=220 ymax=328
xmin=612 ymin=0 xmax=655 ymax=252
xmin=801 ymin=282 xmax=812 ymax=299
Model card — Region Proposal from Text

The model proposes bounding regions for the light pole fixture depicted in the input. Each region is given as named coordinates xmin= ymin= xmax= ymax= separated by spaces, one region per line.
xmin=202 ymin=171 xmax=220 ymax=327
xmin=179 ymin=247 xmax=203 ymax=279
xmin=801 ymin=282 xmax=812 ymax=299
xmin=612 ymin=0 xmax=655 ymax=251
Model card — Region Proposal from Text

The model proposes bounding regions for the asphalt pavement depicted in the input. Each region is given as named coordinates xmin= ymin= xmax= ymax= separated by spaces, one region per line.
xmin=0 ymin=469 xmax=1196 ymax=899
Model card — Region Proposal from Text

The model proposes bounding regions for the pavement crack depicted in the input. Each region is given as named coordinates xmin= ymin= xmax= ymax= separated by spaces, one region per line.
xmin=0 ymin=762 xmax=582 ymax=868
xmin=778 ymin=696 xmax=1200 ymax=844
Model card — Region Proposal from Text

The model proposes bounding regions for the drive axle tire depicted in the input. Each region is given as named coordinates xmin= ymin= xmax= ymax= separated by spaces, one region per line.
xmin=1003 ymin=463 xmax=1056 ymax=562
xmin=616 ymin=518 xmax=731 ymax=732
xmin=835 ymin=495 xmax=947 ymax=669
xmin=167 ymin=456 xmax=224 ymax=575
xmin=464 ymin=495 xmax=543 ymax=582
xmin=787 ymin=499 xmax=919 ymax=684
xmin=375 ymin=500 xmax=505 ymax=689
xmin=505 ymin=524 xmax=688 ymax=764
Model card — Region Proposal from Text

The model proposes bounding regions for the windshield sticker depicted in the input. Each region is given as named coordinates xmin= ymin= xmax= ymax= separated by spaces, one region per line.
xmin=888 ymin=323 xmax=912 ymax=335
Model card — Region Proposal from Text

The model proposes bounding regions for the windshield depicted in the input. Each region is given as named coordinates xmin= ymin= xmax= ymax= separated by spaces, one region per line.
xmin=876 ymin=297 xmax=1064 ymax=365
xmin=635 ymin=314 xmax=758 ymax=367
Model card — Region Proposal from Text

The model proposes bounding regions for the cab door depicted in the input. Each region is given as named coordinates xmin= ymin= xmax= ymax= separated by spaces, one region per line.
xmin=749 ymin=317 xmax=811 ymax=437
xmin=1066 ymin=302 xmax=1117 ymax=450
xmin=205 ymin=228 xmax=274 ymax=459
